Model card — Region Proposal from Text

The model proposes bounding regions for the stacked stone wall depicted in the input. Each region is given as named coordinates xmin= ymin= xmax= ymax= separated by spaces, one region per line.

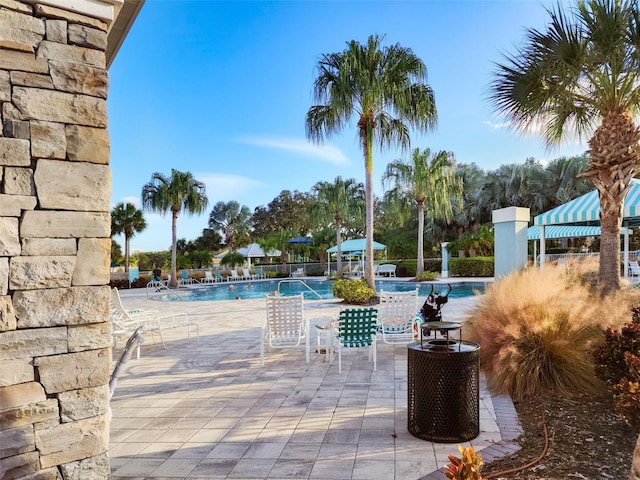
xmin=0 ymin=1 xmax=112 ymax=479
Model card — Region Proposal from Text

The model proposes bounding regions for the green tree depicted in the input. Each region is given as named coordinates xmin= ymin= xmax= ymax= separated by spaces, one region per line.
xmin=309 ymin=177 xmax=364 ymax=275
xmin=111 ymin=239 xmax=123 ymax=267
xmin=110 ymin=202 xmax=147 ymax=272
xmin=251 ymin=190 xmax=313 ymax=239
xmin=141 ymin=169 xmax=208 ymax=288
xmin=488 ymin=0 xmax=640 ymax=294
xmin=306 ymin=34 xmax=437 ymax=293
xmin=208 ymin=200 xmax=251 ymax=251
xmin=383 ymin=148 xmax=461 ymax=275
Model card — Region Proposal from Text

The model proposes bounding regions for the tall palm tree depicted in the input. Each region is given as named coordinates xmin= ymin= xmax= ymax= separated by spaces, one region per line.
xmin=141 ymin=169 xmax=208 ymax=288
xmin=208 ymin=200 xmax=251 ymax=251
xmin=309 ymin=177 xmax=364 ymax=276
xmin=111 ymin=202 xmax=147 ymax=272
xmin=383 ymin=148 xmax=461 ymax=276
xmin=488 ymin=0 xmax=640 ymax=295
xmin=306 ymin=34 xmax=437 ymax=292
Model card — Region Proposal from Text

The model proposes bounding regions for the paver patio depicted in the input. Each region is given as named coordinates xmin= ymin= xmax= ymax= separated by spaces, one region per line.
xmin=109 ymin=282 xmax=520 ymax=479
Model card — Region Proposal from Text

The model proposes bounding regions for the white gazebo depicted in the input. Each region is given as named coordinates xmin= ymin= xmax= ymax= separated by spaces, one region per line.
xmin=237 ymin=243 xmax=281 ymax=268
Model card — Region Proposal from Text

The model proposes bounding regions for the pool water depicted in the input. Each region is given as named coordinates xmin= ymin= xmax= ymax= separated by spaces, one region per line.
xmin=157 ymin=279 xmax=485 ymax=302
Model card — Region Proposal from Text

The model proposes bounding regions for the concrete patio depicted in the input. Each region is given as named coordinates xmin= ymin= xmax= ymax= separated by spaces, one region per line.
xmin=109 ymin=283 xmax=521 ymax=479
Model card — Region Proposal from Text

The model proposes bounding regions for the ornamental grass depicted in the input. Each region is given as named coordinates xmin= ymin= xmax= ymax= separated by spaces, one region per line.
xmin=465 ymin=259 xmax=640 ymax=402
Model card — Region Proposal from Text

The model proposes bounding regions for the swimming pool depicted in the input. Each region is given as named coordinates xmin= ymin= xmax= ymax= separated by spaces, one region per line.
xmin=157 ymin=279 xmax=486 ymax=302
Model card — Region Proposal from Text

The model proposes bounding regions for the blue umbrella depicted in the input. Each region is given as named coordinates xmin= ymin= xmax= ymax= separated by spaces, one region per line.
xmin=288 ymin=237 xmax=311 ymax=244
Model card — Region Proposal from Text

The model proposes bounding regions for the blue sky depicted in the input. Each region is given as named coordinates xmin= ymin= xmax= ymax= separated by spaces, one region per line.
xmin=108 ymin=0 xmax=586 ymax=253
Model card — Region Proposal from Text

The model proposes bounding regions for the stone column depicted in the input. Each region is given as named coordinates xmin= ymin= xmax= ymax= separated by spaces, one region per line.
xmin=0 ymin=1 xmax=118 ymax=479
xmin=492 ymin=207 xmax=530 ymax=279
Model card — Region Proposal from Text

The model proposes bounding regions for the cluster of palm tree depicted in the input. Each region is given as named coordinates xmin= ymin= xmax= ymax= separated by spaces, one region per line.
xmin=111 ymin=0 xmax=640 ymax=299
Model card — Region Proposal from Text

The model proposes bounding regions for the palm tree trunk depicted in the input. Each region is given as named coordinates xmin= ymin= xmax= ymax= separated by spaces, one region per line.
xmin=124 ymin=235 xmax=130 ymax=273
xmin=170 ymin=211 xmax=178 ymax=288
xmin=336 ymin=219 xmax=343 ymax=276
xmin=598 ymin=189 xmax=623 ymax=296
xmin=363 ymin=127 xmax=376 ymax=294
xmin=417 ymin=202 xmax=425 ymax=276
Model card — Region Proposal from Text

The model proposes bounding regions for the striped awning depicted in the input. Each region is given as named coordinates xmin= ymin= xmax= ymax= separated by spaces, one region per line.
xmin=535 ymin=179 xmax=640 ymax=226
xmin=528 ymin=225 xmax=631 ymax=240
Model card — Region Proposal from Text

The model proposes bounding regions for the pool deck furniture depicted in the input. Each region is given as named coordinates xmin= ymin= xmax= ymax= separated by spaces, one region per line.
xmin=377 ymin=264 xmax=396 ymax=277
xmin=260 ymin=293 xmax=309 ymax=366
xmin=377 ymin=289 xmax=419 ymax=344
xmin=110 ymin=280 xmax=520 ymax=480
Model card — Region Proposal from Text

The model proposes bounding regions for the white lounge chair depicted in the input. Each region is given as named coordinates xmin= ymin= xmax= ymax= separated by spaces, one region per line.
xmin=260 ymin=294 xmax=309 ymax=366
xmin=201 ymin=270 xmax=216 ymax=284
xmin=111 ymin=287 xmax=198 ymax=352
xmin=377 ymin=289 xmax=419 ymax=344
xmin=229 ymin=269 xmax=241 ymax=281
xmin=377 ymin=264 xmax=396 ymax=277
xmin=629 ymin=260 xmax=640 ymax=278
xmin=290 ymin=267 xmax=304 ymax=277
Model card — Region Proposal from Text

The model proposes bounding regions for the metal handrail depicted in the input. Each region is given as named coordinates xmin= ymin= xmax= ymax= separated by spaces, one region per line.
xmin=146 ymin=281 xmax=184 ymax=300
xmin=277 ymin=279 xmax=323 ymax=299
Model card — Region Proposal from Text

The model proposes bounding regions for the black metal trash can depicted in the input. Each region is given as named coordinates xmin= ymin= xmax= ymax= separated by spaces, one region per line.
xmin=407 ymin=340 xmax=480 ymax=443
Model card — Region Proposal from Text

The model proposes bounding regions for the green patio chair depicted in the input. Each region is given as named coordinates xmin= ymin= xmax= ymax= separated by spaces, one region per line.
xmin=334 ymin=307 xmax=378 ymax=373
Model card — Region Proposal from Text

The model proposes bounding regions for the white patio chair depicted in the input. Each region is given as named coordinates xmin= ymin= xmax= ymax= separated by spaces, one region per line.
xmin=201 ymin=270 xmax=216 ymax=284
xmin=377 ymin=289 xmax=419 ymax=344
xmin=260 ymin=294 xmax=309 ymax=366
xmin=629 ymin=261 xmax=640 ymax=278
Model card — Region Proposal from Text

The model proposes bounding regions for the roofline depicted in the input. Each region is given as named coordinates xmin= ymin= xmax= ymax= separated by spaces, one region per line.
xmin=107 ymin=0 xmax=145 ymax=68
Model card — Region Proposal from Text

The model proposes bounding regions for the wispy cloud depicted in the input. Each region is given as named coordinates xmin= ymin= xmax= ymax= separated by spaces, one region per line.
xmin=237 ymin=136 xmax=349 ymax=166
xmin=197 ymin=173 xmax=265 ymax=201
xmin=484 ymin=120 xmax=511 ymax=130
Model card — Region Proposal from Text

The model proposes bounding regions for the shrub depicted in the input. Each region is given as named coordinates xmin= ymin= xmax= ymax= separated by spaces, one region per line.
xmin=593 ymin=306 xmax=640 ymax=425
xmin=332 ymin=278 xmax=376 ymax=304
xmin=449 ymin=257 xmax=494 ymax=277
xmin=444 ymin=445 xmax=483 ymax=480
xmin=415 ymin=271 xmax=438 ymax=281
xmin=465 ymin=265 xmax=640 ymax=402
xmin=424 ymin=259 xmax=442 ymax=272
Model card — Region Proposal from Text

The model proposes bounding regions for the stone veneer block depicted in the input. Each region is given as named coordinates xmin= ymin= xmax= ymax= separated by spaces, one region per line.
xmin=0 ymin=8 xmax=45 ymax=51
xmin=30 ymin=120 xmax=66 ymax=159
xmin=0 ymin=295 xmax=16 ymax=331
xmin=60 ymin=453 xmax=109 ymax=480
xmin=36 ymin=40 xmax=105 ymax=69
xmin=0 ymin=382 xmax=46 ymax=411
xmin=68 ymin=322 xmax=111 ymax=353
xmin=0 ymin=70 xmax=9 ymax=102
xmin=49 ymin=60 xmax=108 ymax=99
xmin=0 ymin=0 xmax=32 ymax=14
xmin=34 ymin=160 xmax=111 ymax=211
xmin=0 ymin=450 xmax=39 ymax=479
xmin=58 ymin=385 xmax=109 ymax=422
xmin=0 ymin=399 xmax=59 ymax=430
xmin=65 ymin=124 xmax=109 ymax=163
xmin=4 ymin=167 xmax=35 ymax=195
xmin=0 ymin=49 xmax=49 ymax=74
xmin=0 ymin=257 xmax=8 ymax=295
xmin=68 ymin=23 xmax=107 ymax=50
xmin=21 ymin=238 xmax=76 ymax=256
xmin=72 ymin=238 xmax=110 ymax=285
xmin=45 ymin=19 xmax=66 ymax=43
xmin=34 ymin=349 xmax=110 ymax=394
xmin=0 ymin=217 xmax=20 ymax=254
xmin=10 ymin=70 xmax=54 ymax=89
xmin=9 ymin=256 xmax=75 ymax=290
xmin=0 ymin=194 xmax=36 ymax=216
xmin=0 ymin=358 xmax=34 ymax=387
xmin=2 ymin=119 xmax=30 ymax=139
xmin=12 ymin=87 xmax=107 ymax=128
xmin=0 ymin=425 xmax=35 ymax=459
xmin=14 ymin=285 xmax=109 ymax=328
xmin=0 ymin=327 xmax=67 ymax=361
xmin=34 ymin=4 xmax=108 ymax=32
xmin=21 ymin=211 xmax=110 ymax=238
xmin=0 ymin=138 xmax=30 ymax=166
xmin=36 ymin=415 xmax=108 ymax=468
